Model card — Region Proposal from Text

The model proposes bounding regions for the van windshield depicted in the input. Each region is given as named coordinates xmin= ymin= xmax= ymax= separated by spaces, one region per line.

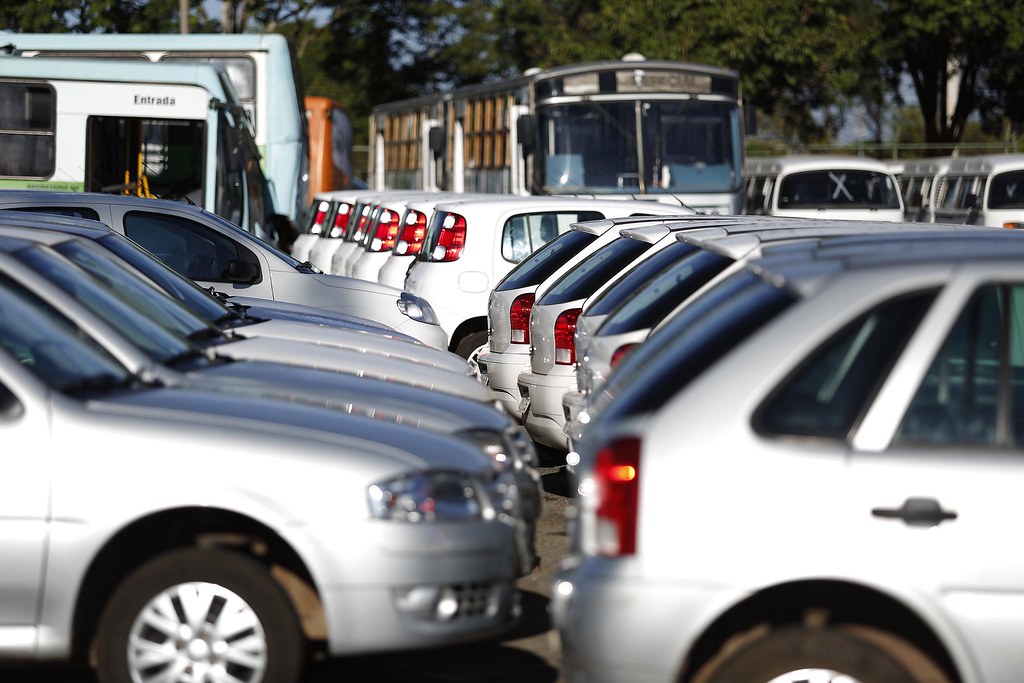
xmin=778 ymin=170 xmax=900 ymax=210
xmin=987 ymin=170 xmax=1024 ymax=209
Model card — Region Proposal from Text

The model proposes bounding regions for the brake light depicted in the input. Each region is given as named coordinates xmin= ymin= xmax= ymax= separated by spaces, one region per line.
xmin=594 ymin=436 xmax=640 ymax=556
xmin=352 ymin=205 xmax=371 ymax=241
xmin=510 ymin=293 xmax=534 ymax=344
xmin=330 ymin=202 xmax=353 ymax=238
xmin=610 ymin=343 xmax=637 ymax=368
xmin=554 ymin=308 xmax=582 ymax=365
xmin=431 ymin=212 xmax=467 ymax=262
xmin=310 ymin=201 xmax=329 ymax=235
xmin=370 ymin=209 xmax=402 ymax=252
xmin=396 ymin=210 xmax=428 ymax=255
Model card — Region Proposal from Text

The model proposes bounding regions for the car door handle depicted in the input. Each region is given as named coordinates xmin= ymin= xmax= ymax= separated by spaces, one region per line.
xmin=871 ymin=497 xmax=958 ymax=528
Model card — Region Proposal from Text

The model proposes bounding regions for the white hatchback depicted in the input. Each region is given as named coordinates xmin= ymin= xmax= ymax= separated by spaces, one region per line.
xmin=404 ymin=196 xmax=693 ymax=362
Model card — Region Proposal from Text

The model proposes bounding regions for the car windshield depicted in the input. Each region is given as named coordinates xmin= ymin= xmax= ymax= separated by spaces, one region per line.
xmin=14 ymin=244 xmax=198 ymax=365
xmin=0 ymin=271 xmax=134 ymax=394
xmin=51 ymin=239 xmax=220 ymax=342
xmin=495 ymin=230 xmax=597 ymax=292
xmin=96 ymin=232 xmax=235 ymax=325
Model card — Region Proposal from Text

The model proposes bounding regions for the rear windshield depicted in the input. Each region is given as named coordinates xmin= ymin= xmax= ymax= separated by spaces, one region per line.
xmin=599 ymin=271 xmax=795 ymax=421
xmin=598 ymin=249 xmax=734 ymax=336
xmin=586 ymin=240 xmax=697 ymax=316
xmin=495 ymin=230 xmax=596 ymax=292
xmin=537 ymin=237 xmax=652 ymax=306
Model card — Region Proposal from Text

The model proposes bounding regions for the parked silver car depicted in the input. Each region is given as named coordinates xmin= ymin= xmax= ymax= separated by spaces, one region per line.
xmin=0 ymin=266 xmax=525 ymax=683
xmin=554 ymin=229 xmax=1024 ymax=683
xmin=0 ymin=190 xmax=448 ymax=348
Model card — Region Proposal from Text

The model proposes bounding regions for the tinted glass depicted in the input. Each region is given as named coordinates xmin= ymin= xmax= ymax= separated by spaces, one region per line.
xmin=987 ymin=171 xmax=1024 ymax=209
xmin=897 ymin=285 xmax=1024 ymax=446
xmin=0 ymin=83 xmax=55 ymax=178
xmin=599 ymin=271 xmax=794 ymax=422
xmin=496 ymin=230 xmax=596 ymax=292
xmin=123 ymin=211 xmax=255 ymax=283
xmin=758 ymin=290 xmax=937 ymax=439
xmin=500 ymin=211 xmax=603 ymax=263
xmin=586 ymin=241 xmax=697 ymax=316
xmin=537 ymin=237 xmax=652 ymax=306
xmin=778 ymin=170 xmax=900 ymax=209
xmin=597 ymin=248 xmax=733 ymax=335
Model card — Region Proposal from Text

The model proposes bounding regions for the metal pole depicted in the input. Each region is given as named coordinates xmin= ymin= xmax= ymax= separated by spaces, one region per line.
xmin=179 ymin=0 xmax=189 ymax=34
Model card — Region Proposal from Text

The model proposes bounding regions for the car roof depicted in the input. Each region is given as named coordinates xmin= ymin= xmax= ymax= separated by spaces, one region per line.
xmin=0 ymin=190 xmax=209 ymax=215
xmin=426 ymin=195 xmax=694 ymax=213
xmin=0 ymin=210 xmax=113 ymax=237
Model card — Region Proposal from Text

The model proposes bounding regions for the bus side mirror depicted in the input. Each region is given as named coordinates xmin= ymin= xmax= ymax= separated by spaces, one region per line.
xmin=225 ymin=259 xmax=259 ymax=283
xmin=517 ymin=115 xmax=535 ymax=157
xmin=428 ymin=126 xmax=444 ymax=159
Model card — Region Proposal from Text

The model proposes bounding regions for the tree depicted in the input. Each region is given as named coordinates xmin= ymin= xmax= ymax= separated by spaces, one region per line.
xmin=877 ymin=0 xmax=1024 ymax=144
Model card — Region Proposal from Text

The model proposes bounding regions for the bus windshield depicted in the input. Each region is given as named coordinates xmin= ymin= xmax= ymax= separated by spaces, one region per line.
xmin=535 ymin=99 xmax=741 ymax=196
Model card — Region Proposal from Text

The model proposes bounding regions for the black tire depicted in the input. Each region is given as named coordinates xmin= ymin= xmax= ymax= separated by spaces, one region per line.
xmin=95 ymin=548 xmax=305 ymax=683
xmin=454 ymin=330 xmax=490 ymax=363
xmin=690 ymin=624 xmax=950 ymax=683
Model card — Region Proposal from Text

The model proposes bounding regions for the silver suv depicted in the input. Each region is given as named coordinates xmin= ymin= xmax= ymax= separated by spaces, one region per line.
xmin=554 ymin=230 xmax=1024 ymax=683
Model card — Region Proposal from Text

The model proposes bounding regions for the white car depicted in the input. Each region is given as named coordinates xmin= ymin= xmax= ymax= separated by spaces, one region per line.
xmin=404 ymin=196 xmax=694 ymax=362
xmin=0 ymin=270 xmax=526 ymax=683
xmin=292 ymin=189 xmax=371 ymax=262
xmin=478 ymin=214 xmax=711 ymax=417
xmin=0 ymin=191 xmax=450 ymax=349
xmin=304 ymin=189 xmax=390 ymax=273
xmin=326 ymin=191 xmax=438 ymax=277
xmin=554 ymin=229 xmax=1024 ymax=683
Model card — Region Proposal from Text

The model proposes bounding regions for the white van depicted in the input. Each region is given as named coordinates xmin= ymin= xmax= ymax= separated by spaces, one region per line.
xmin=892 ymin=156 xmax=952 ymax=222
xmin=932 ymin=153 xmax=1024 ymax=228
xmin=744 ymin=155 xmax=903 ymax=221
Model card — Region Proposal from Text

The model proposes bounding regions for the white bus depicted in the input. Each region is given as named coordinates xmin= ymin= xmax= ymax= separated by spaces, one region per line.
xmin=744 ymin=155 xmax=904 ymax=221
xmin=369 ymin=54 xmax=745 ymax=214
xmin=2 ymin=32 xmax=310 ymax=224
xmin=932 ymin=153 xmax=1024 ymax=228
xmin=0 ymin=56 xmax=278 ymax=241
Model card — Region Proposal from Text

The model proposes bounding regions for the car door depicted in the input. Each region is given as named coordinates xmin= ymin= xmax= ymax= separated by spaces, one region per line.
xmin=110 ymin=206 xmax=275 ymax=299
xmin=0 ymin=352 xmax=51 ymax=654
xmin=847 ymin=277 xmax=1024 ymax=682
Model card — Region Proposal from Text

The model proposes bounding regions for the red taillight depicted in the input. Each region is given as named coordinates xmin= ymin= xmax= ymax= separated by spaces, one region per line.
xmin=330 ymin=202 xmax=353 ymax=238
xmin=396 ymin=210 xmax=428 ymax=255
xmin=352 ymin=205 xmax=371 ymax=241
xmin=554 ymin=307 xmax=582 ymax=365
xmin=431 ymin=212 xmax=467 ymax=262
xmin=370 ymin=208 xmax=402 ymax=252
xmin=310 ymin=201 xmax=329 ymax=235
xmin=610 ymin=343 xmax=637 ymax=368
xmin=510 ymin=293 xmax=534 ymax=344
xmin=594 ymin=436 xmax=641 ymax=556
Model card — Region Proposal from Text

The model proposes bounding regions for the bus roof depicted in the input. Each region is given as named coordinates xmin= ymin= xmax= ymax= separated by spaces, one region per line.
xmin=1 ymin=31 xmax=290 ymax=52
xmin=943 ymin=153 xmax=1024 ymax=176
xmin=0 ymin=54 xmax=236 ymax=100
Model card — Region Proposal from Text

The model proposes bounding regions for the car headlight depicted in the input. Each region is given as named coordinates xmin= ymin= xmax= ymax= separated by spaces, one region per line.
xmin=458 ymin=428 xmax=516 ymax=471
xmin=397 ymin=292 xmax=440 ymax=326
xmin=368 ymin=471 xmax=490 ymax=522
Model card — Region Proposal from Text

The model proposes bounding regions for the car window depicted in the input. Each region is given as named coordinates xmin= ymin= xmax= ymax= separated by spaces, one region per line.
xmin=495 ymin=230 xmax=597 ymax=292
xmin=4 ymin=206 xmax=101 ymax=221
xmin=537 ymin=237 xmax=652 ymax=306
xmin=896 ymin=284 xmax=1024 ymax=446
xmin=586 ymin=241 xmax=698 ymax=317
xmin=123 ymin=211 xmax=258 ymax=283
xmin=756 ymin=290 xmax=938 ymax=440
xmin=500 ymin=211 xmax=604 ymax=263
xmin=598 ymin=271 xmax=795 ymax=422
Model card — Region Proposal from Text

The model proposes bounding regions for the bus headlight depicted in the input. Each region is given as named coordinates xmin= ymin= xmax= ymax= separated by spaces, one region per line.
xmin=397 ymin=292 xmax=440 ymax=326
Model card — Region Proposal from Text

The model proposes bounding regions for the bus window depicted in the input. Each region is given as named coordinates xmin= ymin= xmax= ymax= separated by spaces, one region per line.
xmin=85 ymin=116 xmax=205 ymax=204
xmin=161 ymin=55 xmax=258 ymax=129
xmin=0 ymin=82 xmax=55 ymax=178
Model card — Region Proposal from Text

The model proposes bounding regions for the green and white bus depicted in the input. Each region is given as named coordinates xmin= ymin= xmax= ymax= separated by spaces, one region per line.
xmin=0 ymin=55 xmax=277 ymax=241
xmin=1 ymin=32 xmax=309 ymax=223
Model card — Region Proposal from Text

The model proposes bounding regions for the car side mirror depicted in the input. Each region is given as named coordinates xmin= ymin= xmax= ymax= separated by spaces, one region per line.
xmin=225 ymin=259 xmax=259 ymax=283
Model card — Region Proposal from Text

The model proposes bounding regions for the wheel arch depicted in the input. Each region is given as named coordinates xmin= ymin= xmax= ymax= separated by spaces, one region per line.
xmin=450 ymin=316 xmax=489 ymax=355
xmin=70 ymin=506 xmax=325 ymax=664
xmin=678 ymin=579 xmax=962 ymax=683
